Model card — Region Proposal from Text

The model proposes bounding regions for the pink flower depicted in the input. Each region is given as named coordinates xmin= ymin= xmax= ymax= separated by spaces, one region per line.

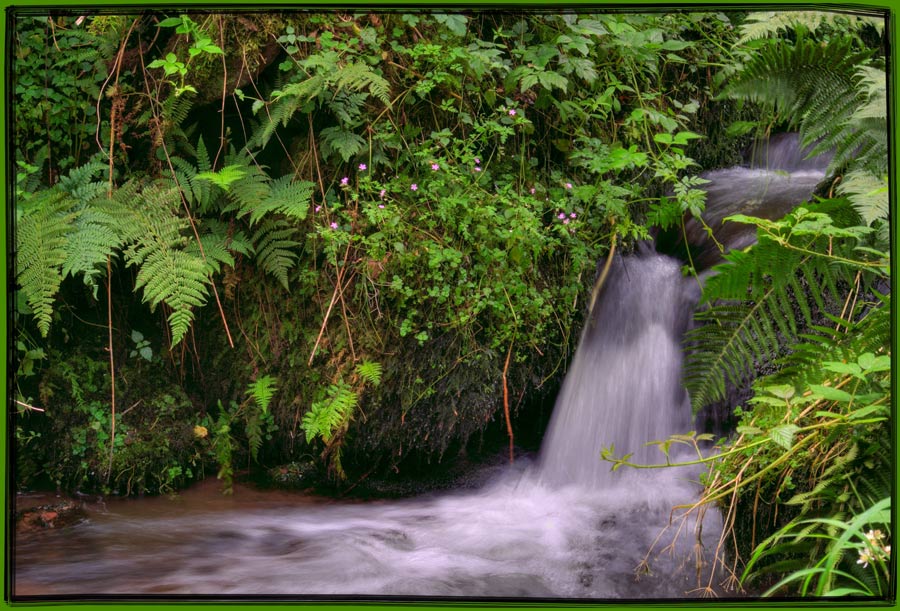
xmin=508 ymin=109 xmax=516 ymax=116
xmin=411 ymin=184 xmax=418 ymax=191
xmin=530 ymin=188 xmax=536 ymax=195
xmin=359 ymin=163 xmax=367 ymax=171
xmin=379 ymin=189 xmax=387 ymax=199
xmin=565 ymin=182 xmax=572 ymax=189
xmin=474 ymin=157 xmax=481 ymax=164
xmin=558 ymin=213 xmax=566 ymax=219
xmin=474 ymin=166 xmax=482 ymax=172
xmin=315 ymin=205 xmax=322 ymax=213
xmin=431 ymin=163 xmax=440 ymax=171
xmin=378 ymin=204 xmax=385 ymax=209
xmin=330 ymin=221 xmax=338 ymax=229
xmin=563 ymin=218 xmax=570 ymax=225
xmin=340 ymin=177 xmax=349 ymax=186
xmin=570 ymin=212 xmax=577 ymax=219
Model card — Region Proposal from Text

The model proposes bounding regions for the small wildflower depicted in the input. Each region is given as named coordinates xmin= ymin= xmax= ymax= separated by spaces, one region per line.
xmin=866 ymin=530 xmax=884 ymax=543
xmin=565 ymin=182 xmax=573 ymax=189
xmin=858 ymin=549 xmax=874 ymax=568
xmin=474 ymin=166 xmax=482 ymax=172
xmin=563 ymin=218 xmax=570 ymax=225
xmin=378 ymin=204 xmax=385 ymax=209
xmin=431 ymin=163 xmax=440 ymax=171
xmin=474 ymin=157 xmax=481 ymax=164
xmin=570 ymin=212 xmax=577 ymax=219
xmin=411 ymin=183 xmax=418 ymax=191
xmin=315 ymin=205 xmax=322 ymax=213
xmin=508 ymin=109 xmax=517 ymax=116
xmin=379 ymin=189 xmax=387 ymax=199
xmin=359 ymin=163 xmax=367 ymax=171
xmin=530 ymin=188 xmax=536 ymax=195
xmin=340 ymin=176 xmax=349 ymax=186
xmin=558 ymin=213 xmax=566 ymax=220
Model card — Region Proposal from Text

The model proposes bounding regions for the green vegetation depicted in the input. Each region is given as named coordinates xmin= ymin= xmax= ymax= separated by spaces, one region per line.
xmin=11 ymin=8 xmax=890 ymax=598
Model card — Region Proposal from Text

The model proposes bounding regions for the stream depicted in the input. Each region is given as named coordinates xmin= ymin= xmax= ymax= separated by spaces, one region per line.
xmin=13 ymin=134 xmax=827 ymax=600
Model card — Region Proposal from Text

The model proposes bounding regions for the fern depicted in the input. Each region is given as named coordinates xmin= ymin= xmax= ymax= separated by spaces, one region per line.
xmin=247 ymin=375 xmax=278 ymax=414
xmin=319 ymin=126 xmax=367 ymax=163
xmin=725 ymin=34 xmax=883 ymax=175
xmin=355 ymin=361 xmax=383 ymax=387
xmin=246 ymin=176 xmax=315 ymax=226
xmin=250 ymin=219 xmax=301 ymax=290
xmin=836 ymin=170 xmax=889 ymax=227
xmin=119 ymin=184 xmax=211 ymax=346
xmin=16 ymin=190 xmax=75 ymax=336
xmin=684 ymin=201 xmax=872 ymax=412
xmin=302 ymin=382 xmax=358 ymax=444
xmin=736 ymin=11 xmax=884 ymax=45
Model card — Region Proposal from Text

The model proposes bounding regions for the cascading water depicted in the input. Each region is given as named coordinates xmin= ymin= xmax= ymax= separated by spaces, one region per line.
xmin=15 ymin=134 xmax=827 ymax=600
xmin=537 ymin=251 xmax=697 ymax=488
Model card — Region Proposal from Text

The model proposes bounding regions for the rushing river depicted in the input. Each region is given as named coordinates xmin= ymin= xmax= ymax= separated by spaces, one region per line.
xmin=15 ymin=460 xmax=715 ymax=598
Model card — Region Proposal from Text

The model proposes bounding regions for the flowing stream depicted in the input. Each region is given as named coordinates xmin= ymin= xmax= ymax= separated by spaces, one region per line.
xmin=14 ymin=135 xmax=827 ymax=600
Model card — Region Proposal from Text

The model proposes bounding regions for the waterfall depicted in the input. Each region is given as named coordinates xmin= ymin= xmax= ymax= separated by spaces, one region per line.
xmin=539 ymin=132 xmax=829 ymax=488
xmin=537 ymin=252 xmax=697 ymax=487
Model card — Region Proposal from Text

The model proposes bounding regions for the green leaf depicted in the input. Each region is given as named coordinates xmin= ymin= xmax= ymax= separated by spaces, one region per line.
xmin=809 ymin=384 xmax=854 ymax=403
xmin=769 ymin=424 xmax=800 ymax=450
xmin=157 ymin=17 xmax=183 ymax=28
xmin=139 ymin=346 xmax=153 ymax=361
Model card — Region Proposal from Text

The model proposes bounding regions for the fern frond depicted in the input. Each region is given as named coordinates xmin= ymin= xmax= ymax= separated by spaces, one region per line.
xmin=837 ymin=170 xmax=889 ymax=227
xmin=319 ymin=126 xmax=366 ymax=163
xmin=247 ymin=375 xmax=278 ymax=414
xmin=251 ymin=219 xmax=300 ymax=289
xmin=333 ymin=62 xmax=391 ymax=106
xmin=196 ymin=165 xmax=247 ymax=190
xmin=355 ymin=361 xmax=383 ymax=387
xmin=737 ymin=11 xmax=882 ymax=45
xmin=61 ymin=207 xmax=123 ymax=296
xmin=302 ymin=383 xmax=357 ymax=444
xmin=120 ymin=183 xmax=211 ymax=345
xmin=247 ymin=177 xmax=315 ymax=225
xmin=725 ymin=35 xmax=885 ymax=178
xmin=186 ymin=230 xmax=235 ymax=274
xmin=685 ymin=203 xmax=861 ymax=412
xmin=16 ymin=190 xmax=75 ymax=335
xmin=56 ymin=160 xmax=107 ymax=203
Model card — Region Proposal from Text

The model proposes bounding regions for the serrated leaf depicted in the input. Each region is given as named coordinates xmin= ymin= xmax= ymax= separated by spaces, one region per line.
xmin=769 ymin=424 xmax=800 ymax=450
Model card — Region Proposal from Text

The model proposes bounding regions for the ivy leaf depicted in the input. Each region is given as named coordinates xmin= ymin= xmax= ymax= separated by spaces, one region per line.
xmin=769 ymin=424 xmax=800 ymax=450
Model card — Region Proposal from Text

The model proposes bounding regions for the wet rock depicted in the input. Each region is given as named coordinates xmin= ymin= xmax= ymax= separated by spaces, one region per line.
xmin=16 ymin=499 xmax=85 ymax=533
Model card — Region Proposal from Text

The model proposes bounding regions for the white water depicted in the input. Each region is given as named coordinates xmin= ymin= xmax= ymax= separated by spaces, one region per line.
xmin=17 ymin=252 xmax=720 ymax=599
